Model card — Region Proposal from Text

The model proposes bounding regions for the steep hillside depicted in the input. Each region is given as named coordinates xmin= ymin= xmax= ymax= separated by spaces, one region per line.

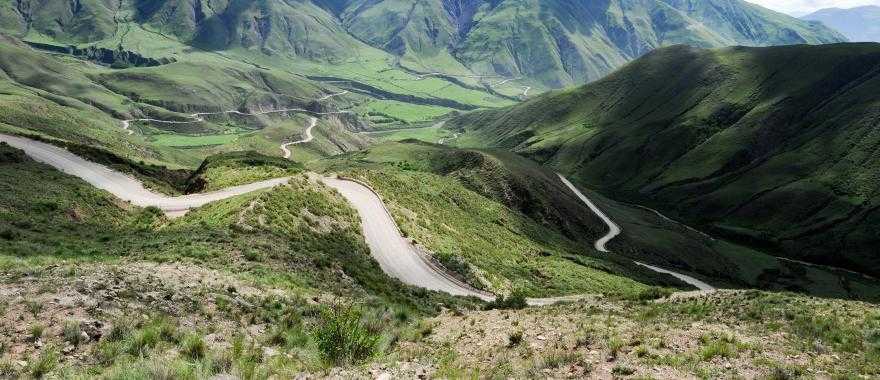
xmin=332 ymin=0 xmax=846 ymax=88
xmin=802 ymin=6 xmax=880 ymax=42
xmin=449 ymin=43 xmax=880 ymax=277
xmin=3 ymin=0 xmax=360 ymax=58
xmin=314 ymin=140 xmax=880 ymax=301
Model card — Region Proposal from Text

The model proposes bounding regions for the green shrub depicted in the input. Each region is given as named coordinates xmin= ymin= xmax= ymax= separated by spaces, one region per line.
xmin=28 ymin=346 xmax=59 ymax=378
xmin=29 ymin=324 xmax=45 ymax=342
xmin=313 ymin=306 xmax=381 ymax=366
xmin=485 ymin=292 xmax=528 ymax=310
xmin=625 ymin=286 xmax=674 ymax=302
xmin=508 ymin=331 xmax=523 ymax=347
xmin=63 ymin=320 xmax=85 ymax=346
xmin=699 ymin=332 xmax=739 ymax=361
xmin=106 ymin=319 xmax=134 ymax=342
xmin=25 ymin=300 xmax=43 ymax=316
xmin=611 ymin=364 xmax=635 ymax=376
xmin=125 ymin=317 xmax=179 ymax=356
xmin=607 ymin=336 xmax=625 ymax=359
xmin=180 ymin=333 xmax=207 ymax=360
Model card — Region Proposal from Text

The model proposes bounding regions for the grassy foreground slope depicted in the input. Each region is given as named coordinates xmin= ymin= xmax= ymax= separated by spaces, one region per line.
xmin=1 ymin=126 xmax=878 ymax=378
xmin=405 ymin=290 xmax=880 ymax=378
xmin=450 ymin=43 xmax=880 ymax=278
xmin=0 ymin=141 xmax=485 ymax=377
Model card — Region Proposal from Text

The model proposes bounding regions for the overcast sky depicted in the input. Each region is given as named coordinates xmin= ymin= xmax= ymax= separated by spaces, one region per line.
xmin=746 ymin=0 xmax=880 ymax=15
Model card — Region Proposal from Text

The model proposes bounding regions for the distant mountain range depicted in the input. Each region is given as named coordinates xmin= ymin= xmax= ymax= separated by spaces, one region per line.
xmin=802 ymin=5 xmax=880 ymax=42
xmin=0 ymin=0 xmax=847 ymax=89
xmin=326 ymin=0 xmax=847 ymax=88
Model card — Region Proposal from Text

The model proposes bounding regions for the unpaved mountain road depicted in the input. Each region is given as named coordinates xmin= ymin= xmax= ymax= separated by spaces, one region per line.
xmin=1 ymin=133 xmax=714 ymax=304
xmin=557 ymin=174 xmax=716 ymax=291
xmin=280 ymin=117 xmax=318 ymax=159
xmin=120 ymin=90 xmax=350 ymax=135
xmin=0 ymin=134 xmax=291 ymax=218
xmin=322 ymin=177 xmax=494 ymax=301
xmin=557 ymin=175 xmax=621 ymax=253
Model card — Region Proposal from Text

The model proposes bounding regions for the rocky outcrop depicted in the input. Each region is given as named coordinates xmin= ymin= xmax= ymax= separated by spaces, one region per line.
xmin=24 ymin=42 xmax=174 ymax=67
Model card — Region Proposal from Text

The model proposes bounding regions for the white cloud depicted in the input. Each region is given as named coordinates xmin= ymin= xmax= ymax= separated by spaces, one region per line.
xmin=746 ymin=0 xmax=880 ymax=16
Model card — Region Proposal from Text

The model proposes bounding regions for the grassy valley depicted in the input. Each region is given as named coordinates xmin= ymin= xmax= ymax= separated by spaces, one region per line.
xmin=1 ymin=2 xmax=879 ymax=378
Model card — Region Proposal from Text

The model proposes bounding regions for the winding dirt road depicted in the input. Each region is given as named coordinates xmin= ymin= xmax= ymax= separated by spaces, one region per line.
xmin=322 ymin=177 xmax=494 ymax=300
xmin=2 ymin=132 xmax=714 ymax=302
xmin=0 ymin=134 xmax=290 ymax=218
xmin=280 ymin=117 xmax=318 ymax=159
xmin=557 ymin=174 xmax=716 ymax=291
xmin=557 ymin=175 xmax=620 ymax=253
xmin=121 ymin=90 xmax=350 ymax=135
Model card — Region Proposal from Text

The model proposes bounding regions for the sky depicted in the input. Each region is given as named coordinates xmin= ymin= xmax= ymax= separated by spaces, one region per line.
xmin=746 ymin=0 xmax=880 ymax=15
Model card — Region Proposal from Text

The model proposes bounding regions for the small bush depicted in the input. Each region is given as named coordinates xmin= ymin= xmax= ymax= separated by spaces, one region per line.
xmin=542 ymin=350 xmax=582 ymax=369
xmin=106 ymin=319 xmax=134 ymax=342
xmin=611 ymin=364 xmax=635 ymax=376
xmin=180 ymin=333 xmax=207 ymax=360
xmin=629 ymin=287 xmax=674 ymax=301
xmin=28 ymin=346 xmax=59 ymax=378
xmin=313 ymin=306 xmax=381 ymax=366
xmin=699 ymin=332 xmax=739 ymax=361
xmin=485 ymin=292 xmax=528 ymax=310
xmin=25 ymin=300 xmax=43 ymax=317
xmin=29 ymin=324 xmax=45 ymax=342
xmin=508 ymin=331 xmax=523 ymax=347
xmin=126 ymin=317 xmax=179 ymax=356
xmin=608 ymin=336 xmax=625 ymax=360
xmin=63 ymin=320 xmax=85 ymax=346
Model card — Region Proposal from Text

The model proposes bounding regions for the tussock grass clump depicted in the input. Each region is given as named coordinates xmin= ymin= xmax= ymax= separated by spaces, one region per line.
xmin=699 ymin=332 xmax=741 ymax=361
xmin=63 ymin=320 xmax=85 ymax=346
xmin=28 ymin=323 xmax=45 ymax=342
xmin=313 ymin=306 xmax=382 ymax=366
xmin=27 ymin=346 xmax=59 ymax=379
xmin=180 ymin=333 xmax=207 ymax=360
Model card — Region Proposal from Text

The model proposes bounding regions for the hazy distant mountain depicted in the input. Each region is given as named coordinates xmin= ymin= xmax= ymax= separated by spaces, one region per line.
xmin=802 ymin=6 xmax=880 ymax=42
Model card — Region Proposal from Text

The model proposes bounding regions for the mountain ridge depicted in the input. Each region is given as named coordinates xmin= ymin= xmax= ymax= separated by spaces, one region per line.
xmin=448 ymin=42 xmax=880 ymax=277
xmin=0 ymin=0 xmax=846 ymax=89
xmin=802 ymin=5 xmax=880 ymax=42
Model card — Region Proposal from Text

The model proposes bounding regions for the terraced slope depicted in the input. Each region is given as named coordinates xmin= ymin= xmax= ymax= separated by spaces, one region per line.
xmin=449 ymin=43 xmax=880 ymax=277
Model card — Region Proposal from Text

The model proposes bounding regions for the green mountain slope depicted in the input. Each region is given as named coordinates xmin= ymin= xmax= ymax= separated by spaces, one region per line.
xmin=449 ymin=42 xmax=880 ymax=277
xmin=314 ymin=140 xmax=880 ymax=301
xmin=331 ymin=0 xmax=846 ymax=88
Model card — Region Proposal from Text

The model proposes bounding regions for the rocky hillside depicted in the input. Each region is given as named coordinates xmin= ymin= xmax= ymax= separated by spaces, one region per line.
xmin=0 ymin=0 xmax=362 ymax=59
xmin=449 ymin=42 xmax=880 ymax=277
xmin=1 ymin=0 xmax=845 ymax=89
